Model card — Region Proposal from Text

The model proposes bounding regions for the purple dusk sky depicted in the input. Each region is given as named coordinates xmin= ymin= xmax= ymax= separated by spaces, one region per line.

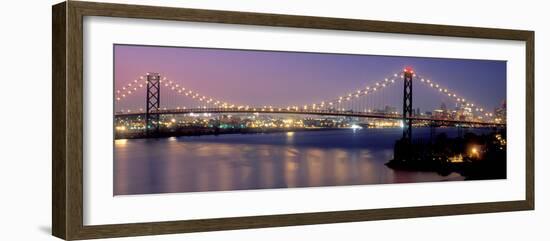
xmin=114 ymin=44 xmax=506 ymax=112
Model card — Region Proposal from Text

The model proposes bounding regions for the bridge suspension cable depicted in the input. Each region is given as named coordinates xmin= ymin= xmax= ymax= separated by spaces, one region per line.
xmin=114 ymin=70 xmax=497 ymax=122
xmin=115 ymin=73 xmax=241 ymax=112
xmin=299 ymin=71 xmax=402 ymax=112
xmin=414 ymin=73 xmax=493 ymax=119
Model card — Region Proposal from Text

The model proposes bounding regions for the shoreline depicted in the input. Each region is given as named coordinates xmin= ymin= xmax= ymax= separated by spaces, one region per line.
xmin=385 ymin=130 xmax=507 ymax=180
xmin=114 ymin=127 xmax=365 ymax=140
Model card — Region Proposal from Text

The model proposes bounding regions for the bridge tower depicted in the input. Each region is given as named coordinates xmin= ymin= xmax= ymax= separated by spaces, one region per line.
xmin=402 ymin=67 xmax=414 ymax=142
xmin=145 ymin=72 xmax=161 ymax=136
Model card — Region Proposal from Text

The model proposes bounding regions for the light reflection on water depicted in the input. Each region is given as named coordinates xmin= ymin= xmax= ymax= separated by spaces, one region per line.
xmin=114 ymin=128 xmax=472 ymax=195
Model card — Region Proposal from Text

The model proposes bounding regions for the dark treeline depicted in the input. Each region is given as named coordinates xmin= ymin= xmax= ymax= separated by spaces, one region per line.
xmin=386 ymin=130 xmax=506 ymax=180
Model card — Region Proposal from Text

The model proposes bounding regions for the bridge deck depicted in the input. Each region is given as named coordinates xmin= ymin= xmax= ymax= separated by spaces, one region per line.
xmin=114 ymin=108 xmax=504 ymax=126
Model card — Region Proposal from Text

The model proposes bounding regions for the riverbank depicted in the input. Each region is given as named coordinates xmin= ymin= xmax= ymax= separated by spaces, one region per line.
xmin=386 ymin=131 xmax=506 ymax=180
xmin=115 ymin=127 xmax=352 ymax=139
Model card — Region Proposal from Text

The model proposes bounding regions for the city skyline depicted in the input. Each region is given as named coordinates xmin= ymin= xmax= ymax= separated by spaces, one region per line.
xmin=114 ymin=44 xmax=506 ymax=113
xmin=113 ymin=44 xmax=508 ymax=195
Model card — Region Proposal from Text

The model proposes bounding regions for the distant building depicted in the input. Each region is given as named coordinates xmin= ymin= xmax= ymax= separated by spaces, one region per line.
xmin=495 ymin=100 xmax=506 ymax=123
xmin=384 ymin=105 xmax=398 ymax=115
xmin=433 ymin=102 xmax=452 ymax=120
xmin=433 ymin=109 xmax=445 ymax=119
xmin=440 ymin=102 xmax=447 ymax=112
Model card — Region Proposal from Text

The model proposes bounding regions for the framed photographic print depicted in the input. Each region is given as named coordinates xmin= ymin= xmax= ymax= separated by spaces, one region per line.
xmin=52 ymin=1 xmax=534 ymax=240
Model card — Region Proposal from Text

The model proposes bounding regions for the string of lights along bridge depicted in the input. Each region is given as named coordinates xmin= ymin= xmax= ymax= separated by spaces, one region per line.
xmin=115 ymin=67 xmax=505 ymax=138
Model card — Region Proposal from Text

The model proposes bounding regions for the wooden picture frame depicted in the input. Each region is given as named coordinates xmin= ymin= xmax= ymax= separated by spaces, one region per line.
xmin=52 ymin=1 xmax=534 ymax=240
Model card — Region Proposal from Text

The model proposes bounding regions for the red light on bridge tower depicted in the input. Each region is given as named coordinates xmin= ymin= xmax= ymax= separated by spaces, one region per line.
xmin=403 ymin=66 xmax=414 ymax=74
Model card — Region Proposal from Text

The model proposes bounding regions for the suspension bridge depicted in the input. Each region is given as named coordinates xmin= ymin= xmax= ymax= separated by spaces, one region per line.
xmin=114 ymin=67 xmax=505 ymax=140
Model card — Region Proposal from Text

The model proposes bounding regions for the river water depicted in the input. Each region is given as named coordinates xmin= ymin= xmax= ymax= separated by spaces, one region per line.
xmin=114 ymin=127 xmax=490 ymax=195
